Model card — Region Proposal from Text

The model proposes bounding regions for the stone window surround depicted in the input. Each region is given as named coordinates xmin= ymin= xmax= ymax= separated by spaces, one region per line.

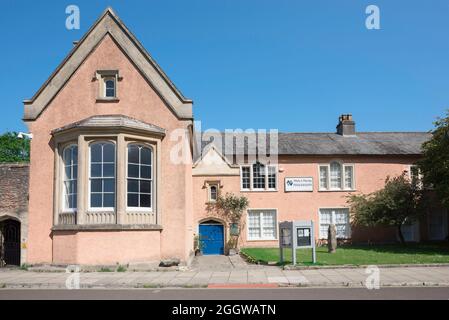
xmin=203 ymin=180 xmax=222 ymax=203
xmin=53 ymin=129 xmax=162 ymax=228
xmin=94 ymin=70 xmax=121 ymax=102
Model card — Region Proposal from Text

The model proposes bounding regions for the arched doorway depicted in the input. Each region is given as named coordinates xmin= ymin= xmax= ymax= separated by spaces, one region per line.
xmin=0 ymin=219 xmax=21 ymax=266
xmin=199 ymin=220 xmax=225 ymax=255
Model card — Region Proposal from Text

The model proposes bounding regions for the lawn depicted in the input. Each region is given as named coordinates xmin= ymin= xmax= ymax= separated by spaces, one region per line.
xmin=241 ymin=244 xmax=449 ymax=266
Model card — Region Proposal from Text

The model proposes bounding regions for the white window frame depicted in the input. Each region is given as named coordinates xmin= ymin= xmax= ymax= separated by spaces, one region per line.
xmin=61 ymin=144 xmax=78 ymax=213
xmin=318 ymin=208 xmax=351 ymax=239
xmin=240 ymin=163 xmax=278 ymax=191
xmin=246 ymin=209 xmax=278 ymax=241
xmin=318 ymin=161 xmax=355 ymax=191
xmin=126 ymin=143 xmax=154 ymax=212
xmin=88 ymin=141 xmax=116 ymax=212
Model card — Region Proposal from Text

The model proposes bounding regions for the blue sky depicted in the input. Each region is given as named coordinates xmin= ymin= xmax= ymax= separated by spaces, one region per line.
xmin=1 ymin=0 xmax=449 ymax=133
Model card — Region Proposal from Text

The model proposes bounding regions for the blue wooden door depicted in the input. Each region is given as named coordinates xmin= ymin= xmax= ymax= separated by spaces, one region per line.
xmin=199 ymin=224 xmax=224 ymax=255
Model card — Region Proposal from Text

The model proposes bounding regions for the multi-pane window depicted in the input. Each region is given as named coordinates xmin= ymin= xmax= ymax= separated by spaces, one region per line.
xmin=241 ymin=162 xmax=277 ymax=191
xmin=319 ymin=166 xmax=328 ymax=190
xmin=330 ymin=162 xmax=342 ymax=189
xmin=319 ymin=208 xmax=351 ymax=239
xmin=252 ymin=162 xmax=266 ymax=189
xmin=247 ymin=210 xmax=277 ymax=240
xmin=241 ymin=166 xmax=250 ymax=189
xmin=319 ymin=162 xmax=354 ymax=191
xmin=104 ymin=78 xmax=116 ymax=98
xmin=63 ymin=145 xmax=78 ymax=211
xmin=127 ymin=144 xmax=152 ymax=209
xmin=268 ymin=166 xmax=277 ymax=189
xmin=90 ymin=142 xmax=116 ymax=209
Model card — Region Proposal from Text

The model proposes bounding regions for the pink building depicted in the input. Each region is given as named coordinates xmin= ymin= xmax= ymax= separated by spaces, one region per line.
xmin=15 ymin=8 xmax=448 ymax=266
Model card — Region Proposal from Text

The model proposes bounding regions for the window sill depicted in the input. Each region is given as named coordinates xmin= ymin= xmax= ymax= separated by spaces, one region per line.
xmin=247 ymin=238 xmax=278 ymax=242
xmin=240 ymin=189 xmax=278 ymax=193
xmin=318 ymin=189 xmax=356 ymax=193
xmin=52 ymin=224 xmax=163 ymax=231
xmin=96 ymin=97 xmax=120 ymax=103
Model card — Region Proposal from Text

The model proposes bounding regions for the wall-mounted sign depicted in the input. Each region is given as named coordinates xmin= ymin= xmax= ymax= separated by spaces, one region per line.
xmin=285 ymin=177 xmax=313 ymax=192
xmin=229 ymin=223 xmax=240 ymax=236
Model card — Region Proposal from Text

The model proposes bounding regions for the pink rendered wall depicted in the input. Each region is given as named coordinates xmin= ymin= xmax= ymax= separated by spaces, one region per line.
xmin=26 ymin=35 xmax=192 ymax=264
xmin=193 ymin=155 xmax=420 ymax=247
xmin=53 ymin=230 xmax=161 ymax=265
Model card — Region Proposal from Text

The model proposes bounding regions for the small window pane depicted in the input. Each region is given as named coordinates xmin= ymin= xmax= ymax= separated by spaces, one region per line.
xmin=65 ymin=166 xmax=72 ymax=179
xmin=140 ymin=194 xmax=151 ymax=208
xmin=128 ymin=180 xmax=138 ymax=193
xmin=91 ymin=179 xmax=102 ymax=193
xmin=90 ymin=194 xmax=102 ymax=208
xmin=103 ymin=194 xmax=115 ymax=207
xmin=128 ymin=145 xmax=139 ymax=164
xmin=140 ymin=147 xmax=152 ymax=165
xmin=103 ymin=144 xmax=115 ymax=162
xmin=72 ymin=165 xmax=78 ymax=179
xmin=127 ymin=193 xmax=138 ymax=207
xmin=91 ymin=144 xmax=102 ymax=162
xmin=140 ymin=180 xmax=151 ymax=193
xmin=91 ymin=164 xmax=101 ymax=177
xmin=105 ymin=79 xmax=115 ymax=98
xmin=128 ymin=164 xmax=139 ymax=178
xmin=103 ymin=164 xmax=114 ymax=177
xmin=140 ymin=165 xmax=151 ymax=179
xmin=64 ymin=148 xmax=72 ymax=164
xmin=104 ymin=179 xmax=115 ymax=193
xmin=72 ymin=147 xmax=78 ymax=164
xmin=241 ymin=167 xmax=250 ymax=189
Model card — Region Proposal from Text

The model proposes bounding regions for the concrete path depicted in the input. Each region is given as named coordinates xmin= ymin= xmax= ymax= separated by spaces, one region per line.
xmin=0 ymin=264 xmax=448 ymax=289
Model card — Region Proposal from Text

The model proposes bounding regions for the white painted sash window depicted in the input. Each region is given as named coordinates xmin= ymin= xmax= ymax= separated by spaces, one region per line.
xmin=247 ymin=209 xmax=277 ymax=240
xmin=319 ymin=162 xmax=354 ymax=191
xmin=89 ymin=142 xmax=116 ymax=209
xmin=127 ymin=144 xmax=153 ymax=209
xmin=62 ymin=144 xmax=78 ymax=211
xmin=240 ymin=162 xmax=277 ymax=191
xmin=319 ymin=208 xmax=351 ymax=239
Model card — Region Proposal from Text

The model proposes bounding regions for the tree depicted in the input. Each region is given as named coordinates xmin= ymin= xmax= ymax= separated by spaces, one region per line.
xmin=206 ymin=192 xmax=249 ymax=251
xmin=347 ymin=173 xmax=425 ymax=244
xmin=0 ymin=132 xmax=30 ymax=163
xmin=418 ymin=110 xmax=449 ymax=208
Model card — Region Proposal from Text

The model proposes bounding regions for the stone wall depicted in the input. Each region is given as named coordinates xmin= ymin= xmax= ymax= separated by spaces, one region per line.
xmin=0 ymin=163 xmax=29 ymax=265
xmin=0 ymin=163 xmax=29 ymax=215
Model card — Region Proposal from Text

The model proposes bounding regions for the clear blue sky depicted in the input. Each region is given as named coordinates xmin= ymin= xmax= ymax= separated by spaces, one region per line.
xmin=1 ymin=0 xmax=449 ymax=133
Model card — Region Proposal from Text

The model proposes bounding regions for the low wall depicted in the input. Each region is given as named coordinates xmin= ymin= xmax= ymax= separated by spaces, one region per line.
xmin=52 ymin=230 xmax=161 ymax=265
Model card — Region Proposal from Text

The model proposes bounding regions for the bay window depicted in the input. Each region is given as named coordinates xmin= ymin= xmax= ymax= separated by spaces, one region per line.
xmin=240 ymin=162 xmax=277 ymax=191
xmin=319 ymin=161 xmax=354 ymax=191
xmin=89 ymin=142 xmax=116 ymax=209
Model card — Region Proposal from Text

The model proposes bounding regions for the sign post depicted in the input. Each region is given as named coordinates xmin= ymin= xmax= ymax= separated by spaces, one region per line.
xmin=279 ymin=220 xmax=316 ymax=265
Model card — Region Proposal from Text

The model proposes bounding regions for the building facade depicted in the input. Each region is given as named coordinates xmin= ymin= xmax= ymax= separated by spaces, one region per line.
xmin=18 ymin=8 xmax=448 ymax=266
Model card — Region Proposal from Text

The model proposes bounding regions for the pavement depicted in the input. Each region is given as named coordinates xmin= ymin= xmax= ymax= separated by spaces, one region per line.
xmin=0 ymin=255 xmax=448 ymax=289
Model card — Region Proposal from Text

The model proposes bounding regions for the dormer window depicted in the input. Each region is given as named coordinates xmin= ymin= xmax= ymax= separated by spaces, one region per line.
xmin=95 ymin=70 xmax=120 ymax=101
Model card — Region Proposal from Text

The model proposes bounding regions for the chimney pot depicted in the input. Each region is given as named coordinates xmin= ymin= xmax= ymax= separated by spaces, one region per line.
xmin=336 ymin=114 xmax=355 ymax=136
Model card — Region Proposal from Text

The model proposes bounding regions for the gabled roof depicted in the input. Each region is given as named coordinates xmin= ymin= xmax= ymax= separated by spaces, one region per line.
xmin=23 ymin=7 xmax=193 ymax=121
xmin=194 ymin=131 xmax=431 ymax=161
xmin=51 ymin=114 xmax=166 ymax=136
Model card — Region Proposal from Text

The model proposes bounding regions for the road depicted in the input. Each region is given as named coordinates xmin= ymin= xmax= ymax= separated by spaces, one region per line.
xmin=0 ymin=287 xmax=448 ymax=300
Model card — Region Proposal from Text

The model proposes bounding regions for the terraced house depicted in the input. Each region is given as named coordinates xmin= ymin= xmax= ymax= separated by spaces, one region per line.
xmin=13 ymin=8 xmax=447 ymax=266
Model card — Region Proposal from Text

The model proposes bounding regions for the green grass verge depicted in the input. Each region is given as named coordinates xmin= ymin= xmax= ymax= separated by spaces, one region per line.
xmin=241 ymin=243 xmax=449 ymax=266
